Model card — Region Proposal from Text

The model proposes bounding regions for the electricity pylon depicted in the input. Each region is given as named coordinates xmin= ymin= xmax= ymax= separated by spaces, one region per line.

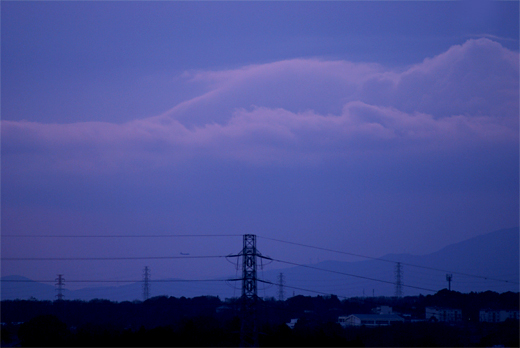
xmin=240 ymin=234 xmax=259 ymax=347
xmin=143 ymin=266 xmax=150 ymax=301
xmin=227 ymin=234 xmax=271 ymax=347
xmin=55 ymin=274 xmax=65 ymax=301
xmin=277 ymin=273 xmax=285 ymax=301
xmin=395 ymin=262 xmax=403 ymax=298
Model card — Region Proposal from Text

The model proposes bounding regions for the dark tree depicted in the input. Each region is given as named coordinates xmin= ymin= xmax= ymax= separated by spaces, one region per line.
xmin=18 ymin=314 xmax=70 ymax=347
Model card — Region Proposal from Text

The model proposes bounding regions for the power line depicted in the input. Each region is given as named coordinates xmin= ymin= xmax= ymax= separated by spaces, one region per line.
xmin=259 ymin=236 xmax=519 ymax=285
xmin=229 ymin=278 xmax=350 ymax=301
xmin=2 ymin=234 xmax=242 ymax=238
xmin=1 ymin=279 xmax=229 ymax=283
xmin=6 ymin=233 xmax=515 ymax=285
xmin=1 ymin=255 xmax=226 ymax=261
xmin=259 ymin=279 xmax=349 ymax=300
xmin=5 ymin=233 xmax=516 ymax=298
xmin=266 ymin=257 xmax=438 ymax=293
xmin=259 ymin=236 xmax=391 ymax=262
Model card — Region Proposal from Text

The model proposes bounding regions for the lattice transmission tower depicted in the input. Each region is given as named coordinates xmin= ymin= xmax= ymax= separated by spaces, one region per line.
xmin=143 ymin=266 xmax=150 ymax=301
xmin=55 ymin=274 xmax=65 ymax=301
xmin=228 ymin=234 xmax=270 ymax=347
xmin=240 ymin=234 xmax=259 ymax=347
xmin=278 ymin=273 xmax=285 ymax=301
xmin=394 ymin=262 xmax=403 ymax=298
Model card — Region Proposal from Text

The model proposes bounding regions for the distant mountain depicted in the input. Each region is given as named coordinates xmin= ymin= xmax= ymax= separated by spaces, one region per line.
xmin=0 ymin=275 xmax=238 ymax=302
xmin=0 ymin=275 xmax=73 ymax=301
xmin=2 ymin=227 xmax=518 ymax=301
xmin=68 ymin=278 xmax=237 ymax=302
xmin=259 ymin=227 xmax=519 ymax=298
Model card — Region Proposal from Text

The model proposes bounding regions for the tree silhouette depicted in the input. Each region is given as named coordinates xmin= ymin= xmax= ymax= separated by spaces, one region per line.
xmin=18 ymin=314 xmax=70 ymax=347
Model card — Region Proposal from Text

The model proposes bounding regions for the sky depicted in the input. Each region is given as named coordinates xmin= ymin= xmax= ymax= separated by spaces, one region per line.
xmin=1 ymin=1 xmax=519 ymax=293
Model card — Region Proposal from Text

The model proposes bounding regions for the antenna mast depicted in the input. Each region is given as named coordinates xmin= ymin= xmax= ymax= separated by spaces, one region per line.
xmin=446 ymin=273 xmax=453 ymax=291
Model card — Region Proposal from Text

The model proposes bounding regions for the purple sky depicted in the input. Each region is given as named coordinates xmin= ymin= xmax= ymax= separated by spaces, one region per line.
xmin=1 ymin=1 xmax=519 ymax=291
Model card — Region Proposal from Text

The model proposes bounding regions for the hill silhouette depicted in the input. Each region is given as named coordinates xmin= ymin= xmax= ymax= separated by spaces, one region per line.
xmin=2 ymin=227 xmax=518 ymax=301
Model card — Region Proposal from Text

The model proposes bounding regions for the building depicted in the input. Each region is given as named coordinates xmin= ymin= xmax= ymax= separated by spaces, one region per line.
xmin=338 ymin=314 xmax=404 ymax=327
xmin=425 ymin=307 xmax=462 ymax=322
xmin=286 ymin=318 xmax=298 ymax=329
xmin=479 ymin=309 xmax=519 ymax=322
xmin=372 ymin=305 xmax=393 ymax=315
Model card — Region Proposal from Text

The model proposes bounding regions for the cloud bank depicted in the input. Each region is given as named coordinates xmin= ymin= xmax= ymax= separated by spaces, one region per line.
xmin=2 ymin=38 xmax=518 ymax=174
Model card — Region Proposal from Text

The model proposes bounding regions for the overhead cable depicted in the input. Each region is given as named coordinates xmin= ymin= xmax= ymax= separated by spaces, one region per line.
xmin=260 ymin=236 xmax=519 ymax=285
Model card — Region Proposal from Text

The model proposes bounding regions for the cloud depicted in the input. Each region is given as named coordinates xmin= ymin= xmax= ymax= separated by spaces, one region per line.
xmin=387 ymin=38 xmax=518 ymax=119
xmin=2 ymin=38 xmax=518 ymax=175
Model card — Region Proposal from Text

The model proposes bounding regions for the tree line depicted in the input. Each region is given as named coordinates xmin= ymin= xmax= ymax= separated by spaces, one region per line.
xmin=1 ymin=289 xmax=518 ymax=346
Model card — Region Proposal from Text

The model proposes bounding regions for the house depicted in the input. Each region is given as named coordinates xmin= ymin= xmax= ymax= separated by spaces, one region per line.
xmin=479 ymin=309 xmax=519 ymax=322
xmin=338 ymin=314 xmax=404 ymax=327
xmin=286 ymin=318 xmax=298 ymax=329
xmin=372 ymin=305 xmax=393 ymax=315
xmin=425 ymin=307 xmax=462 ymax=322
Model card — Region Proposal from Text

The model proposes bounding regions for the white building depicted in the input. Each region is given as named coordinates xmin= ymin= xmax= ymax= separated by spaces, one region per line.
xmin=372 ymin=305 xmax=393 ymax=315
xmin=338 ymin=314 xmax=404 ymax=328
xmin=286 ymin=318 xmax=298 ymax=329
xmin=479 ymin=309 xmax=519 ymax=322
xmin=425 ymin=307 xmax=462 ymax=322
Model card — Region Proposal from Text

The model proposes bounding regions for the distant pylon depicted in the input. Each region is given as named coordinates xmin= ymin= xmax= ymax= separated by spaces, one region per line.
xmin=143 ymin=266 xmax=150 ymax=301
xmin=394 ymin=262 xmax=403 ymax=298
xmin=55 ymin=274 xmax=65 ymax=301
xmin=277 ymin=273 xmax=285 ymax=301
xmin=446 ymin=274 xmax=453 ymax=291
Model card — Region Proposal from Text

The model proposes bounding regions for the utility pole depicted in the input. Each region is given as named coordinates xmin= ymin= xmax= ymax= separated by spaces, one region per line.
xmin=277 ymin=273 xmax=285 ymax=302
xmin=143 ymin=266 xmax=150 ymax=301
xmin=446 ymin=274 xmax=453 ymax=291
xmin=55 ymin=274 xmax=65 ymax=301
xmin=240 ymin=234 xmax=259 ymax=347
xmin=394 ymin=262 xmax=403 ymax=298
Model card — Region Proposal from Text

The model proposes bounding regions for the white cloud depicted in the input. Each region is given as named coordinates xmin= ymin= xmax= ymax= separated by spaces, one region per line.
xmin=2 ymin=38 xmax=518 ymax=173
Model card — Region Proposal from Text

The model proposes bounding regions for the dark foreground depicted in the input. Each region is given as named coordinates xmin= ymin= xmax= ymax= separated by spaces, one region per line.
xmin=1 ymin=290 xmax=518 ymax=347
